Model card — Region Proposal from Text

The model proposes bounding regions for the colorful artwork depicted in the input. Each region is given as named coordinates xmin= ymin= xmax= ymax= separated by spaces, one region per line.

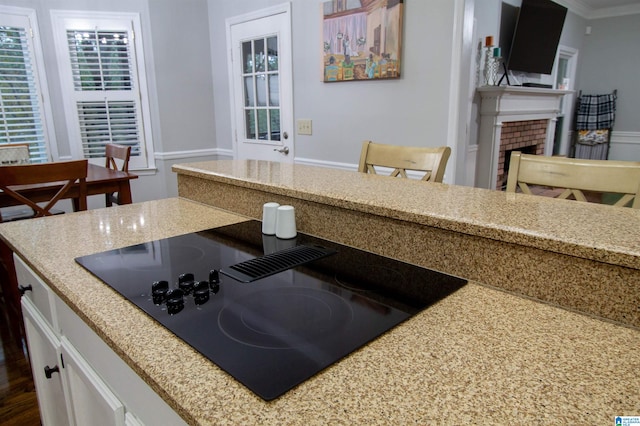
xmin=322 ymin=0 xmax=403 ymax=82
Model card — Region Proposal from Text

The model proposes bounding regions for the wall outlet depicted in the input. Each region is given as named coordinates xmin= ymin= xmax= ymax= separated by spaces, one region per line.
xmin=297 ymin=119 xmax=312 ymax=135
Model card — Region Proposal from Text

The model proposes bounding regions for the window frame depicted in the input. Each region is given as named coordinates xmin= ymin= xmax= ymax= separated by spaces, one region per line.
xmin=50 ymin=10 xmax=155 ymax=171
xmin=0 ymin=5 xmax=57 ymax=162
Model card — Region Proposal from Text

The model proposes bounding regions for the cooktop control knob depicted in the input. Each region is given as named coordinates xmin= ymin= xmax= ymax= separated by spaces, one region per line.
xmin=178 ymin=280 xmax=195 ymax=294
xmin=179 ymin=273 xmax=195 ymax=282
xmin=193 ymin=281 xmax=210 ymax=305
xmin=165 ymin=289 xmax=184 ymax=315
xmin=151 ymin=280 xmax=169 ymax=305
xmin=209 ymin=269 xmax=220 ymax=294
xmin=178 ymin=273 xmax=196 ymax=294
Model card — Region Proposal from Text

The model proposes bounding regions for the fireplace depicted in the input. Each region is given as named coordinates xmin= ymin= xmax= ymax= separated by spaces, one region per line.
xmin=475 ymin=86 xmax=569 ymax=190
xmin=497 ymin=120 xmax=547 ymax=189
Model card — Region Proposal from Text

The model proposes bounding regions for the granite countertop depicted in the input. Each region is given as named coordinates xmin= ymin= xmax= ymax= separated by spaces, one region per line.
xmin=1 ymin=198 xmax=638 ymax=424
xmin=173 ymin=160 xmax=640 ymax=270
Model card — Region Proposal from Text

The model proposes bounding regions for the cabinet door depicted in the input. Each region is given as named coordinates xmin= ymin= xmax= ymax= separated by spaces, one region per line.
xmin=21 ymin=298 xmax=70 ymax=426
xmin=60 ymin=337 xmax=125 ymax=426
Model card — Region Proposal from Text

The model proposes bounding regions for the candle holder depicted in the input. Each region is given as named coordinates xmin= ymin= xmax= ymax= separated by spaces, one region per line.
xmin=491 ymin=56 xmax=502 ymax=86
xmin=483 ymin=46 xmax=494 ymax=86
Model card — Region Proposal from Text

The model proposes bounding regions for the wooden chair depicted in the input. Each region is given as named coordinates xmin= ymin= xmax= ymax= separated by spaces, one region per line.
xmin=0 ymin=160 xmax=88 ymax=222
xmin=505 ymin=151 xmax=640 ymax=208
xmin=358 ymin=141 xmax=451 ymax=183
xmin=104 ymin=143 xmax=132 ymax=207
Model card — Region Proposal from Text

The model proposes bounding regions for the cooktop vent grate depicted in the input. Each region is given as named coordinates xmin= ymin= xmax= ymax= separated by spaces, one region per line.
xmin=220 ymin=244 xmax=337 ymax=283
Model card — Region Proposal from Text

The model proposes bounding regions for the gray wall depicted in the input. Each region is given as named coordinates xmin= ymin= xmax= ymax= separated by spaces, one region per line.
xmin=147 ymin=0 xmax=216 ymax=153
xmin=576 ymin=14 xmax=639 ymax=132
xmin=0 ymin=0 xmax=218 ymax=205
xmin=473 ymin=1 xmax=586 ymax=86
xmin=2 ymin=0 xmax=153 ymax=159
xmin=4 ymin=0 xmax=637 ymax=207
xmin=471 ymin=0 xmax=640 ymax=163
xmin=207 ymin=0 xmax=462 ymax=175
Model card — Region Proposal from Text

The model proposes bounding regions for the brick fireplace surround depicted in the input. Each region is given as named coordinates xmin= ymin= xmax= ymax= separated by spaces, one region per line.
xmin=475 ymin=86 xmax=569 ymax=190
xmin=496 ymin=119 xmax=547 ymax=189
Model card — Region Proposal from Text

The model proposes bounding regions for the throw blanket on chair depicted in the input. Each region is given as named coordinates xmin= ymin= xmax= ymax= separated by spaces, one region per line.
xmin=575 ymin=93 xmax=617 ymax=130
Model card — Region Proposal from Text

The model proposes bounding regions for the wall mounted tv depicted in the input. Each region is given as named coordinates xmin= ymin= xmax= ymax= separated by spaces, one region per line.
xmin=502 ymin=0 xmax=567 ymax=75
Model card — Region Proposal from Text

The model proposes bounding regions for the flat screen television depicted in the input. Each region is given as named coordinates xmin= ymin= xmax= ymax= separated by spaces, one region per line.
xmin=504 ymin=0 xmax=567 ymax=75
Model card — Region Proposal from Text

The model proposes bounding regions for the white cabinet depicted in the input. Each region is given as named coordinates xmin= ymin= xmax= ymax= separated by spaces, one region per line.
xmin=16 ymin=254 xmax=186 ymax=426
xmin=21 ymin=298 xmax=70 ymax=426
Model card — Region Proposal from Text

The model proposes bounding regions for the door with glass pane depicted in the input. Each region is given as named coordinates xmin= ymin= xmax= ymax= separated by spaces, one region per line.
xmin=228 ymin=5 xmax=293 ymax=162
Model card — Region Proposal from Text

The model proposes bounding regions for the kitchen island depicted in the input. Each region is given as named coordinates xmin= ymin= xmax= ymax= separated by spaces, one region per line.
xmin=0 ymin=161 xmax=638 ymax=424
xmin=174 ymin=160 xmax=640 ymax=328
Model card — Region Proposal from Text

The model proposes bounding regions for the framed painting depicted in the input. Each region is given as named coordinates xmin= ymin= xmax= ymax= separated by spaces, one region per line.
xmin=322 ymin=0 xmax=404 ymax=82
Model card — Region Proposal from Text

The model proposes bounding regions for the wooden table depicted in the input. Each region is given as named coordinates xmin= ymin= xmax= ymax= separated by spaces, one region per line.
xmin=0 ymin=163 xmax=138 ymax=209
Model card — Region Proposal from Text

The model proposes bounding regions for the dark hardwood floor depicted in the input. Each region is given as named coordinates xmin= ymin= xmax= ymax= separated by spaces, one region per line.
xmin=0 ymin=294 xmax=40 ymax=425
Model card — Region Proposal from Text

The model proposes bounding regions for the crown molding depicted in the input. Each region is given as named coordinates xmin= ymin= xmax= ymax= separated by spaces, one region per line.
xmin=554 ymin=0 xmax=591 ymax=18
xmin=589 ymin=3 xmax=640 ymax=18
xmin=554 ymin=0 xmax=640 ymax=19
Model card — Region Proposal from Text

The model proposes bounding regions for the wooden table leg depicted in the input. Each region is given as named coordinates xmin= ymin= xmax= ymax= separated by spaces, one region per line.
xmin=117 ymin=181 xmax=133 ymax=204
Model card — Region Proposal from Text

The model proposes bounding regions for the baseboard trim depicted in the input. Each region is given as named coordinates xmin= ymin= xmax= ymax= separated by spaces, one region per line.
xmin=154 ymin=148 xmax=233 ymax=161
xmin=610 ymin=131 xmax=640 ymax=145
xmin=294 ymin=157 xmax=357 ymax=171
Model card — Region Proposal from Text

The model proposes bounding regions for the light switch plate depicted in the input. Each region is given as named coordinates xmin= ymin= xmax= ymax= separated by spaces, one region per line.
xmin=297 ymin=119 xmax=312 ymax=135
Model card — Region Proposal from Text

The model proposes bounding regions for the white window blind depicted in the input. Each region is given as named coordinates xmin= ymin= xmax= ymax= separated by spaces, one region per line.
xmin=52 ymin=11 xmax=153 ymax=170
xmin=0 ymin=20 xmax=48 ymax=163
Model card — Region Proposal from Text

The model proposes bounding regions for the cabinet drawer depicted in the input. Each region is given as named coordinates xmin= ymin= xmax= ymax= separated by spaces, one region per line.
xmin=14 ymin=254 xmax=56 ymax=329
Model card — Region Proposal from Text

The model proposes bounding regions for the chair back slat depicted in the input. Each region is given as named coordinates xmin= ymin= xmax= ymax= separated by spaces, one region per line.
xmin=505 ymin=151 xmax=640 ymax=208
xmin=105 ymin=143 xmax=131 ymax=172
xmin=104 ymin=143 xmax=132 ymax=207
xmin=0 ymin=160 xmax=88 ymax=220
xmin=358 ymin=141 xmax=451 ymax=183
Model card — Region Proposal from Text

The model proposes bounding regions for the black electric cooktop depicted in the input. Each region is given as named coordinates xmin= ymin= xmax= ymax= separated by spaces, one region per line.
xmin=75 ymin=221 xmax=467 ymax=401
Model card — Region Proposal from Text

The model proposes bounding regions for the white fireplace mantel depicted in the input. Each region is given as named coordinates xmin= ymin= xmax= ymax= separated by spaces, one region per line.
xmin=475 ymin=86 xmax=571 ymax=189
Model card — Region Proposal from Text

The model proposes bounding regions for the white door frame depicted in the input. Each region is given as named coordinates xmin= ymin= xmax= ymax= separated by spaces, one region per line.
xmin=225 ymin=3 xmax=294 ymax=162
xmin=553 ymin=45 xmax=578 ymax=156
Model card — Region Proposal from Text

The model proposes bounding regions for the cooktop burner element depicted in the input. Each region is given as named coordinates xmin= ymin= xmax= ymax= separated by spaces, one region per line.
xmin=75 ymin=221 xmax=467 ymax=401
xmin=218 ymin=286 xmax=354 ymax=349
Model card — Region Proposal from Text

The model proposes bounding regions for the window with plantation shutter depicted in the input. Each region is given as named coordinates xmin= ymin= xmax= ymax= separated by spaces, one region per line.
xmin=52 ymin=11 xmax=154 ymax=170
xmin=0 ymin=8 xmax=52 ymax=163
xmin=76 ymin=101 xmax=138 ymax=158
